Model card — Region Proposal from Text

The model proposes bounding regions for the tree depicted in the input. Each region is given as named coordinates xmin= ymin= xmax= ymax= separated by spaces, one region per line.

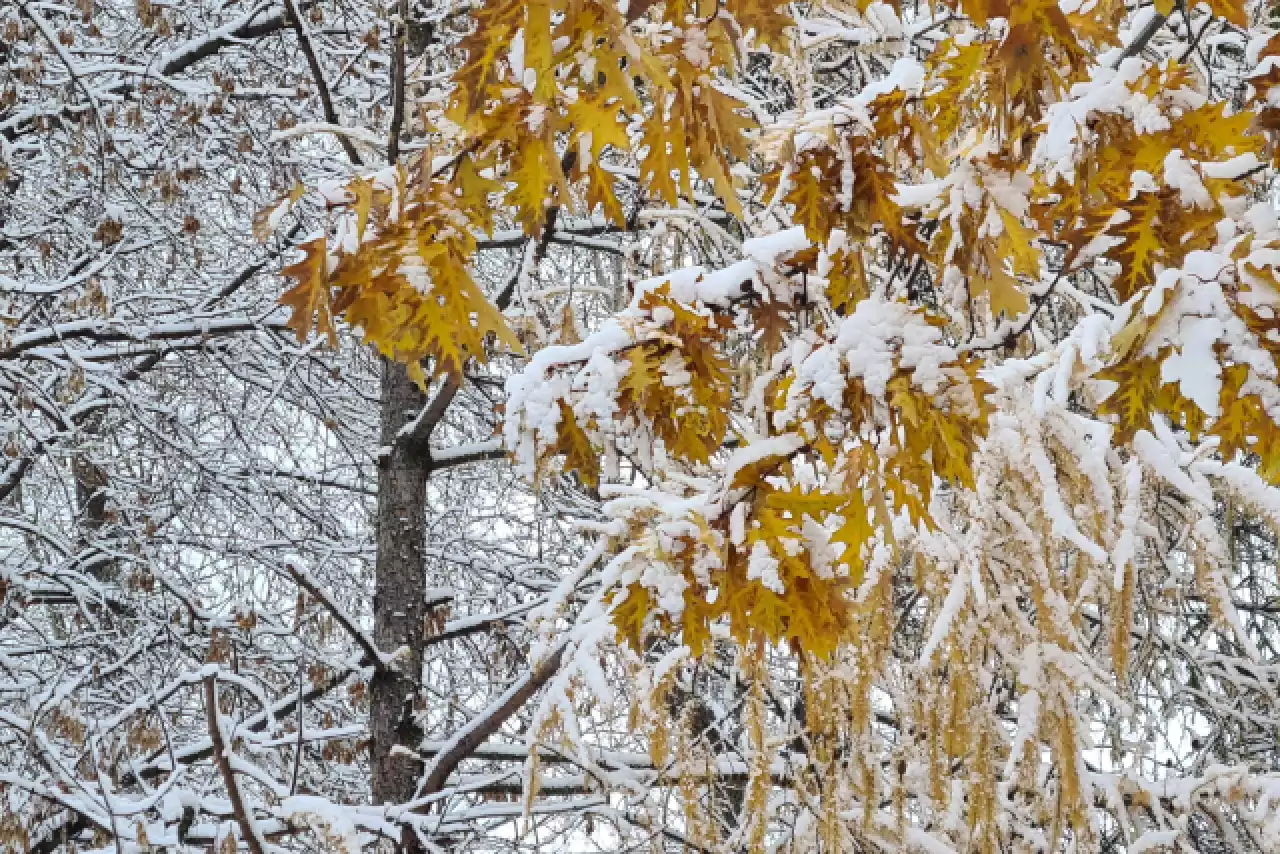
xmin=9 ymin=1 xmax=1280 ymax=854
xmin=2 ymin=1 xmax=600 ymax=852
xmin=273 ymin=0 xmax=1280 ymax=850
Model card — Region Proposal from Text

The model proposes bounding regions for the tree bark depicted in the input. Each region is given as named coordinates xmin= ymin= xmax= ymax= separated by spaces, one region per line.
xmin=369 ymin=359 xmax=429 ymax=811
xmin=371 ymin=3 xmax=433 ymax=839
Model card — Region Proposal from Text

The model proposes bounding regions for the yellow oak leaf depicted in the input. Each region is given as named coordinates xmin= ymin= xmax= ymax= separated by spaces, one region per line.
xmin=972 ymin=246 xmax=1030 ymax=318
xmin=348 ymin=176 xmax=373 ymax=241
xmin=566 ymin=92 xmax=630 ymax=162
xmin=618 ymin=345 xmax=664 ymax=416
xmin=763 ymin=486 xmax=844 ymax=519
xmin=779 ymin=151 xmax=839 ymax=243
xmin=523 ymin=0 xmax=556 ymax=101
xmin=724 ymin=0 xmax=792 ymax=52
xmin=997 ymin=208 xmax=1040 ymax=279
xmin=1097 ymin=357 xmax=1162 ymax=439
xmin=449 ymin=0 xmax=524 ymax=118
xmin=454 ymin=154 xmax=502 ymax=235
xmin=1109 ymin=194 xmax=1167 ymax=300
xmin=549 ymin=401 xmax=600 ymax=487
xmin=611 ymin=584 xmax=653 ymax=649
xmin=279 ymin=237 xmax=336 ymax=346
xmin=825 ymin=248 xmax=869 ymax=316
xmin=639 ymin=111 xmax=688 ymax=207
xmin=506 ymin=135 xmax=565 ymax=236
xmin=585 ymin=160 xmax=626 ymax=227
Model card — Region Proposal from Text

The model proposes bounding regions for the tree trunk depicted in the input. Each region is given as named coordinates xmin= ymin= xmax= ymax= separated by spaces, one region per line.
xmin=372 ymin=0 xmax=434 ymax=834
xmin=370 ymin=359 xmax=429 ymax=810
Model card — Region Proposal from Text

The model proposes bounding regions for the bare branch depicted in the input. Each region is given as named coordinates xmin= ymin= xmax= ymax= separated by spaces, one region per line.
xmin=418 ymin=641 xmax=567 ymax=797
xmin=284 ymin=557 xmax=387 ymax=670
xmin=281 ymin=0 xmax=362 ymax=166
xmin=203 ymin=675 xmax=268 ymax=854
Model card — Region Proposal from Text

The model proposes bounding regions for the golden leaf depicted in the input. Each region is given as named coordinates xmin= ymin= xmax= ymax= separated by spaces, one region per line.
xmin=507 ymin=135 xmax=565 ymax=236
xmin=585 ymin=161 xmax=626 ymax=227
xmin=279 ymin=237 xmax=336 ymax=346
xmin=349 ymin=176 xmax=373 ymax=241
xmin=252 ymin=181 xmax=306 ymax=243
xmin=639 ymin=113 xmax=684 ymax=207
xmin=972 ymin=246 xmax=1030 ymax=319
xmin=549 ymin=401 xmax=600 ymax=487
xmin=724 ymin=0 xmax=792 ymax=52
xmin=1109 ymin=194 xmax=1168 ymax=300
xmin=1097 ymin=357 xmax=1162 ymax=438
xmin=524 ymin=0 xmax=556 ymax=101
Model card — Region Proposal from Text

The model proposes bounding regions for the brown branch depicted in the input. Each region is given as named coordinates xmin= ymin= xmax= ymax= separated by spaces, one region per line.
xmin=387 ymin=0 xmax=409 ymax=163
xmin=0 ymin=456 xmax=34 ymax=506
xmin=436 ymin=770 xmax=796 ymax=798
xmin=424 ymin=612 xmax=517 ymax=647
xmin=476 ymin=222 xmax=628 ymax=253
xmin=158 ymin=8 xmax=292 ymax=77
xmin=203 ymin=675 xmax=267 ymax=854
xmin=203 ymin=223 xmax=306 ymax=310
xmin=284 ymin=558 xmax=386 ymax=670
xmin=0 ymin=315 xmax=290 ymax=361
xmin=399 ymin=375 xmax=460 ymax=450
xmin=426 ymin=444 xmax=507 ymax=473
xmin=281 ymin=0 xmax=362 ymax=166
xmin=418 ymin=642 xmax=567 ymax=796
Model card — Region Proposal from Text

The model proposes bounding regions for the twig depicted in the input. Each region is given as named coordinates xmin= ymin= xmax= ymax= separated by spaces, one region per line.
xmin=427 ymin=441 xmax=507 ymax=473
xmin=1110 ymin=10 xmax=1168 ymax=67
xmin=290 ymin=655 xmax=305 ymax=794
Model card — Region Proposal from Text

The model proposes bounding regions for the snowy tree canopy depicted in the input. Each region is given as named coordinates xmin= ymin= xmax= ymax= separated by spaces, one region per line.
xmin=8 ymin=1 xmax=1280 ymax=854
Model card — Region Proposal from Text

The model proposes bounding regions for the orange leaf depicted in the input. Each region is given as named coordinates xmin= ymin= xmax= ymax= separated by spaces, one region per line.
xmin=279 ymin=237 xmax=336 ymax=346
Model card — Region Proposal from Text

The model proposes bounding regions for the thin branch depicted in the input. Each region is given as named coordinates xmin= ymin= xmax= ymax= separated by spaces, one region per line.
xmin=0 ymin=314 xmax=290 ymax=361
xmin=1110 ymin=11 xmax=1168 ymax=67
xmin=427 ymin=440 xmax=506 ymax=473
xmin=159 ymin=4 xmax=289 ymax=77
xmin=284 ymin=558 xmax=387 ymax=670
xmin=417 ymin=641 xmax=567 ymax=797
xmin=203 ymin=675 xmax=267 ymax=854
xmin=281 ymin=0 xmax=362 ymax=165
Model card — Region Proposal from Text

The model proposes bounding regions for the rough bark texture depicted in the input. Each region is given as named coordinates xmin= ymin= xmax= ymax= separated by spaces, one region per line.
xmin=371 ymin=4 xmax=433 ymax=836
xmin=370 ymin=359 xmax=429 ymax=809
